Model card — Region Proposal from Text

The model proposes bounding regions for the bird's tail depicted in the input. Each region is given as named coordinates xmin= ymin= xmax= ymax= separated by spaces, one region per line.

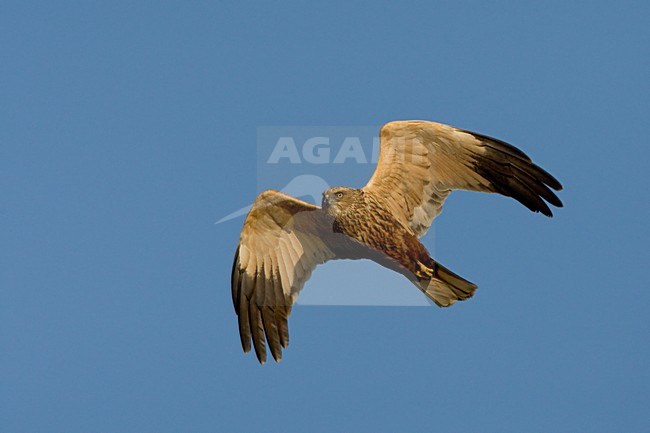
xmin=416 ymin=261 xmax=478 ymax=307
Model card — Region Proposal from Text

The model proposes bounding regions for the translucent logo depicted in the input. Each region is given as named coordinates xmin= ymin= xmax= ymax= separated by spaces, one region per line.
xmin=218 ymin=126 xmax=435 ymax=306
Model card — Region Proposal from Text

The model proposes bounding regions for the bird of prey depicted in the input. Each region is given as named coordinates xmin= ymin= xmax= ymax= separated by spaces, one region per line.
xmin=231 ymin=120 xmax=563 ymax=363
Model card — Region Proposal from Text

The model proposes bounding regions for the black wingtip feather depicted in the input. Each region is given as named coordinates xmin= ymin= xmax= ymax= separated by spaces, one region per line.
xmin=250 ymin=301 xmax=267 ymax=364
xmin=238 ymin=290 xmax=251 ymax=353
xmin=465 ymin=128 xmax=564 ymax=192
xmin=461 ymin=129 xmax=532 ymax=162
xmin=467 ymin=131 xmax=563 ymax=217
xmin=271 ymin=270 xmax=290 ymax=350
xmin=509 ymin=164 xmax=564 ymax=208
xmin=231 ymin=248 xmax=240 ymax=313
xmin=526 ymin=162 xmax=563 ymax=191
xmin=259 ymin=267 xmax=282 ymax=362
xmin=262 ymin=308 xmax=282 ymax=362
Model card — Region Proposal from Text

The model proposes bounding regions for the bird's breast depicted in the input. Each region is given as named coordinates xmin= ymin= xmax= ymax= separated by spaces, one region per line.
xmin=335 ymin=205 xmax=400 ymax=249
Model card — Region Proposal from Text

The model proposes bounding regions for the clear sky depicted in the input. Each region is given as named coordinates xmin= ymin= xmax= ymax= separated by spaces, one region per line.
xmin=2 ymin=1 xmax=648 ymax=432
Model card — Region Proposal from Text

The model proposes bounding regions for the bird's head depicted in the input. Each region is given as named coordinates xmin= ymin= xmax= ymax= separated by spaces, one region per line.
xmin=321 ymin=186 xmax=361 ymax=217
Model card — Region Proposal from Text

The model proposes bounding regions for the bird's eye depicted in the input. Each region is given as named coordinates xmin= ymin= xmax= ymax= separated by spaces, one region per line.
xmin=336 ymin=192 xmax=343 ymax=198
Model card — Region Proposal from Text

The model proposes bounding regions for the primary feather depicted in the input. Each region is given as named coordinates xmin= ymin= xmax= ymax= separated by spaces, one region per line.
xmin=231 ymin=120 xmax=563 ymax=363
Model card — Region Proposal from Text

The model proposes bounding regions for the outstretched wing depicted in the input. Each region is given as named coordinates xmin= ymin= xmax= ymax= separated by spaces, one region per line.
xmin=363 ymin=120 xmax=563 ymax=237
xmin=231 ymin=190 xmax=344 ymax=364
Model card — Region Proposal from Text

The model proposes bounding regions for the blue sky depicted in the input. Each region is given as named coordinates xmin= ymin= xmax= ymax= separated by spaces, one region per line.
xmin=2 ymin=1 xmax=648 ymax=432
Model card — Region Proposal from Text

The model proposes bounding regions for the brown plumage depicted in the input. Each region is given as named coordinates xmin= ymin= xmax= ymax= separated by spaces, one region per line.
xmin=231 ymin=120 xmax=563 ymax=363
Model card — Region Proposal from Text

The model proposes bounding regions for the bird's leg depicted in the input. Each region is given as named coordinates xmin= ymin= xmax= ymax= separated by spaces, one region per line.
xmin=414 ymin=260 xmax=434 ymax=280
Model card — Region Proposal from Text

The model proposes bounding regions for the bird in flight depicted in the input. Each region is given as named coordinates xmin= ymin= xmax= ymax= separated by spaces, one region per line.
xmin=231 ymin=120 xmax=563 ymax=363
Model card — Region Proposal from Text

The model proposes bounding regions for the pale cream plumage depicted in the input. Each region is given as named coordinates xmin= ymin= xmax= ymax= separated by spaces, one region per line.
xmin=231 ymin=191 xmax=341 ymax=363
xmin=231 ymin=120 xmax=563 ymax=363
xmin=364 ymin=121 xmax=562 ymax=237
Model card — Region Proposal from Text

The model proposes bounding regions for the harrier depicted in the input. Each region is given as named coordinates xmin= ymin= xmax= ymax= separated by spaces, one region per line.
xmin=231 ymin=120 xmax=562 ymax=363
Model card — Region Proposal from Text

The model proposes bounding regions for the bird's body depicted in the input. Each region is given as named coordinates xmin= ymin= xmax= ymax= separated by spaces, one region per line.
xmin=231 ymin=120 xmax=564 ymax=363
xmin=325 ymin=187 xmax=435 ymax=280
